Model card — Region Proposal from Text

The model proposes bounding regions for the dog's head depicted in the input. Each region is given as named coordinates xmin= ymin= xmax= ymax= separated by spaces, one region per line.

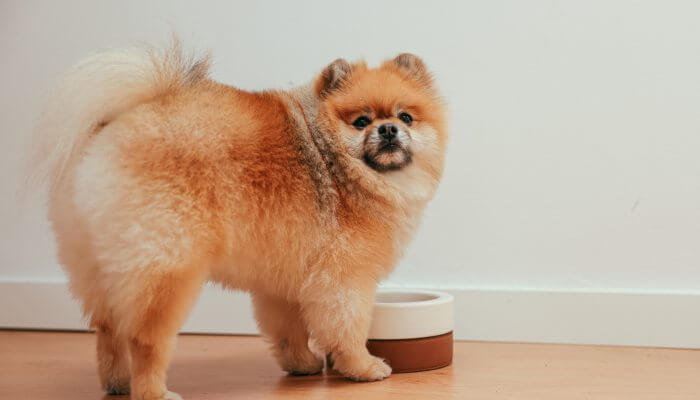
xmin=315 ymin=54 xmax=446 ymax=197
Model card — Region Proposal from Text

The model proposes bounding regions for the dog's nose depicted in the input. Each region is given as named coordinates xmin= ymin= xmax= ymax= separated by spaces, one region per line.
xmin=377 ymin=123 xmax=398 ymax=140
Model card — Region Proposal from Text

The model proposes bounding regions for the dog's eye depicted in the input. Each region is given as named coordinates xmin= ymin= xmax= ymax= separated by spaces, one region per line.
xmin=352 ymin=116 xmax=372 ymax=129
xmin=398 ymin=112 xmax=413 ymax=125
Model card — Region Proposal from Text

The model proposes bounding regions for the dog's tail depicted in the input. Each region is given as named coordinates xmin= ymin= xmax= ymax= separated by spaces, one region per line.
xmin=26 ymin=40 xmax=210 ymax=195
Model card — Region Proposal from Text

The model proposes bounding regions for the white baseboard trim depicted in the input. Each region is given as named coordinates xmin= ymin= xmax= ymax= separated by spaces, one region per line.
xmin=1 ymin=280 xmax=698 ymax=348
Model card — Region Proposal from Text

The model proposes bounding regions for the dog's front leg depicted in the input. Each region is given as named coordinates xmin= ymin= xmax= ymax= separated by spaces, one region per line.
xmin=251 ymin=293 xmax=324 ymax=375
xmin=299 ymin=277 xmax=391 ymax=381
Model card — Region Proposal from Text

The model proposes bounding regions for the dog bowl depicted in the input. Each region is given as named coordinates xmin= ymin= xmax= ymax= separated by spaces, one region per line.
xmin=366 ymin=290 xmax=454 ymax=373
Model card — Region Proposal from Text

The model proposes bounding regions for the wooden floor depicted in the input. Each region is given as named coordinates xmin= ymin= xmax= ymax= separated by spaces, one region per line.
xmin=0 ymin=331 xmax=697 ymax=399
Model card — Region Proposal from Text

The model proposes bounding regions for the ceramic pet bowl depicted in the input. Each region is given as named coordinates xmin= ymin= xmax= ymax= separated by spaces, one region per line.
xmin=366 ymin=290 xmax=454 ymax=373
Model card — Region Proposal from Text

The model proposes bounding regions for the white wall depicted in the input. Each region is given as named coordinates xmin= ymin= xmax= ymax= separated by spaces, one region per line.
xmin=2 ymin=0 xmax=700 ymax=340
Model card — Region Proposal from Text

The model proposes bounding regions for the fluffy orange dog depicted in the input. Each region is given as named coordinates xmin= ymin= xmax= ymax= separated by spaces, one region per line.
xmin=32 ymin=43 xmax=446 ymax=399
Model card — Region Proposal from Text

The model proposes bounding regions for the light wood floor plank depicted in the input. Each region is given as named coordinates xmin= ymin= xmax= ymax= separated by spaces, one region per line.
xmin=0 ymin=331 xmax=697 ymax=399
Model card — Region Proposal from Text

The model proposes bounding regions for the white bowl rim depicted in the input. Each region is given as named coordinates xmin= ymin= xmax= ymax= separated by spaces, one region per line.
xmin=375 ymin=289 xmax=454 ymax=308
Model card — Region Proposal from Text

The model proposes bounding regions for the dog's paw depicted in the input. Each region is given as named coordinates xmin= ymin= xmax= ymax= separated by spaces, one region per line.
xmin=104 ymin=383 xmax=130 ymax=396
xmin=335 ymin=354 xmax=392 ymax=382
xmin=278 ymin=344 xmax=324 ymax=376
xmin=99 ymin=361 xmax=131 ymax=395
xmin=102 ymin=375 xmax=130 ymax=395
xmin=282 ymin=352 xmax=324 ymax=376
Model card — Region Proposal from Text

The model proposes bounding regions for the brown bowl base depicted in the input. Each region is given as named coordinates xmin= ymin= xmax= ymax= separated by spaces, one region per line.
xmin=366 ymin=331 xmax=453 ymax=373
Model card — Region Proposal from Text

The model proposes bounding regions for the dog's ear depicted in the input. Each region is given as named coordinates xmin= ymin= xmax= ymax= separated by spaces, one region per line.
xmin=391 ymin=53 xmax=433 ymax=88
xmin=315 ymin=58 xmax=353 ymax=98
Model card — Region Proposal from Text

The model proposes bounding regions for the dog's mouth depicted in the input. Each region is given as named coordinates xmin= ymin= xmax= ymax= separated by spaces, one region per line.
xmin=379 ymin=141 xmax=401 ymax=152
xmin=363 ymin=140 xmax=412 ymax=172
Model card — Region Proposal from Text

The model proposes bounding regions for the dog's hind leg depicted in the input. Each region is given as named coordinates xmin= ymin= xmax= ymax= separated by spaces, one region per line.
xmin=107 ymin=265 xmax=207 ymax=400
xmin=299 ymin=279 xmax=391 ymax=382
xmin=91 ymin=309 xmax=131 ymax=395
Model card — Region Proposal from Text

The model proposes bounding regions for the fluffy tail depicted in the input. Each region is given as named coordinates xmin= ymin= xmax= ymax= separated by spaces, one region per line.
xmin=27 ymin=41 xmax=210 ymax=194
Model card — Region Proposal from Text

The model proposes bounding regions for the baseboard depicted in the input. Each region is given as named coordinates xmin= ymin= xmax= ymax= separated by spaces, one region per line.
xmin=1 ymin=280 xmax=698 ymax=348
xmin=0 ymin=280 xmax=259 ymax=335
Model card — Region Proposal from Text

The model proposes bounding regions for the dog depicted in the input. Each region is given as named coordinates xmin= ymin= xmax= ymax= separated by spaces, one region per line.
xmin=31 ymin=42 xmax=447 ymax=399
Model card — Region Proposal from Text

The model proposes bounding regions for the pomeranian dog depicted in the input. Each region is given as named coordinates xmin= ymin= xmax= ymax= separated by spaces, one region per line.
xmin=31 ymin=42 xmax=446 ymax=399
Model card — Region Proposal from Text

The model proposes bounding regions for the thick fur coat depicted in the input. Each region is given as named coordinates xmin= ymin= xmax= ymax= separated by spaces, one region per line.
xmin=32 ymin=43 xmax=446 ymax=399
